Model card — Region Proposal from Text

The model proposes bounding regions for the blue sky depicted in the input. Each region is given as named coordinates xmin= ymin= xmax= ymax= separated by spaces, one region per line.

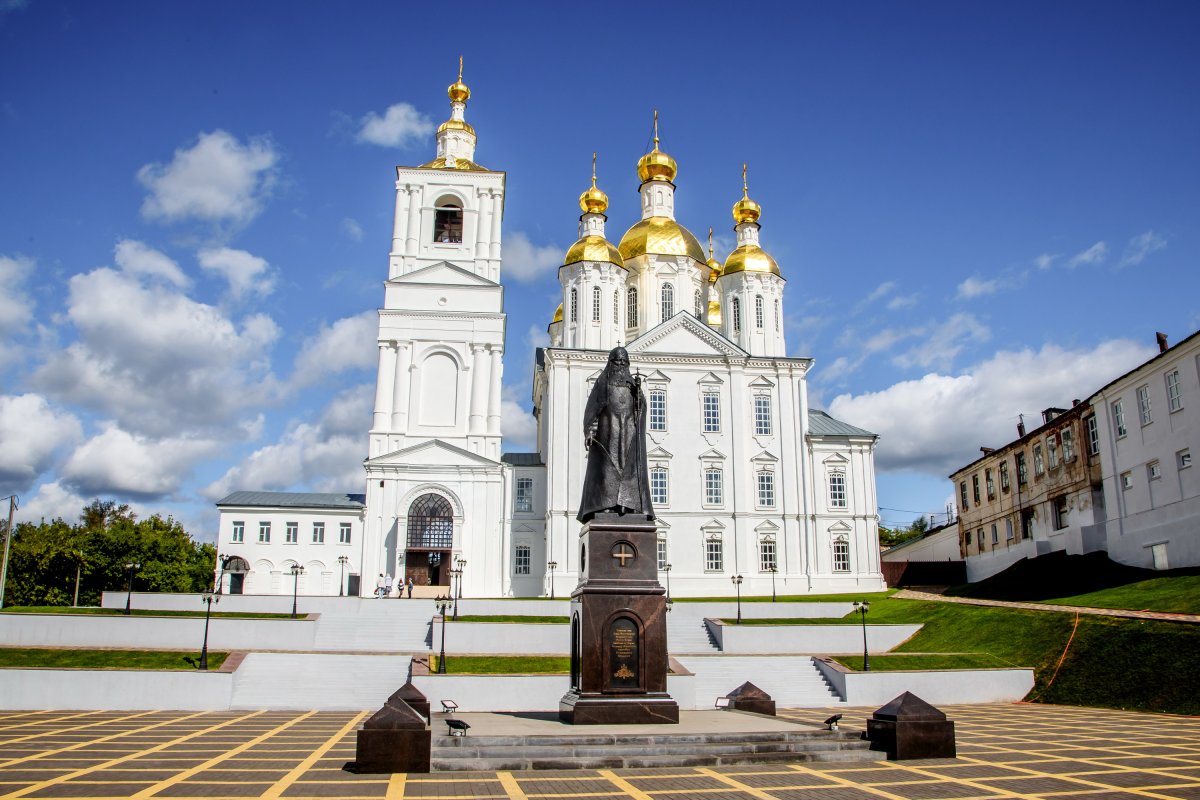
xmin=1 ymin=1 xmax=1197 ymax=536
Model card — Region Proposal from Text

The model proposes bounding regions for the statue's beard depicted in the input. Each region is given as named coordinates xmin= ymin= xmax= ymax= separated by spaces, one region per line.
xmin=609 ymin=365 xmax=632 ymax=383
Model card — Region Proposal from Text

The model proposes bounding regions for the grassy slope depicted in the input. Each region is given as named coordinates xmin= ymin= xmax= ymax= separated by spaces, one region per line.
xmin=430 ymin=655 xmax=569 ymax=674
xmin=1039 ymin=575 xmax=1200 ymax=614
xmin=0 ymin=648 xmax=229 ymax=670
xmin=831 ymin=653 xmax=1012 ymax=671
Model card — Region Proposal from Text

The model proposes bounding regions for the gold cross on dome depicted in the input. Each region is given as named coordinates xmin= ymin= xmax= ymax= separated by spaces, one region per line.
xmin=612 ymin=543 xmax=635 ymax=567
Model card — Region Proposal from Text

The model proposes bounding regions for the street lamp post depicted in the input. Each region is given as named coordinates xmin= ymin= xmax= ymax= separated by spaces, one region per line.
xmin=455 ymin=556 xmax=466 ymax=600
xmin=769 ymin=565 xmax=777 ymax=602
xmin=123 ymin=561 xmax=140 ymax=615
xmin=337 ymin=555 xmax=349 ymax=596
xmin=435 ymin=595 xmax=451 ymax=674
xmin=854 ymin=600 xmax=870 ymax=671
xmin=449 ymin=567 xmax=462 ymax=620
xmin=731 ymin=574 xmax=743 ymax=624
xmin=663 ymin=563 xmax=672 ymax=601
xmin=547 ymin=560 xmax=557 ymax=600
xmin=289 ymin=564 xmax=305 ymax=619
xmin=199 ymin=587 xmax=219 ymax=670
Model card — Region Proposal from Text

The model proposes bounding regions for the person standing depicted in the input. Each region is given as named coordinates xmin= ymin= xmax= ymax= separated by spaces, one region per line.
xmin=406 ymin=575 xmax=414 ymax=598
xmin=384 ymin=572 xmax=394 ymax=598
xmin=375 ymin=573 xmax=385 ymax=599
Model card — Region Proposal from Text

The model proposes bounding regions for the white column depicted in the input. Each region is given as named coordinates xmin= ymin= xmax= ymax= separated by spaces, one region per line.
xmin=475 ymin=188 xmax=490 ymax=272
xmin=486 ymin=346 xmax=503 ymax=436
xmin=391 ymin=182 xmax=408 ymax=258
xmin=469 ymin=344 xmax=488 ymax=435
xmin=391 ymin=342 xmax=412 ymax=432
xmin=373 ymin=342 xmax=396 ymax=431
xmin=404 ymin=187 xmax=421 ymax=257
xmin=489 ymin=190 xmax=503 ymax=262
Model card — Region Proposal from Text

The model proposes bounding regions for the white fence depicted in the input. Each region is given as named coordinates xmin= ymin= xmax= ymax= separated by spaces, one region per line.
xmin=708 ymin=622 xmax=922 ymax=654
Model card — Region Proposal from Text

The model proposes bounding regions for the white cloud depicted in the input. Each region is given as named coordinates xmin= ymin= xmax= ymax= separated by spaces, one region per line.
xmin=501 ymin=385 xmax=537 ymax=451
xmin=197 ymin=246 xmax=275 ymax=300
xmin=13 ymin=481 xmax=88 ymax=525
xmin=137 ymin=130 xmax=278 ymax=226
xmin=1034 ymin=253 xmax=1059 ymax=270
xmin=61 ymin=424 xmax=220 ymax=497
xmin=829 ymin=338 xmax=1155 ymax=476
xmin=887 ymin=294 xmax=919 ymax=311
xmin=525 ymin=324 xmax=550 ymax=350
xmin=956 ymin=276 xmax=1000 ymax=300
xmin=356 ymin=103 xmax=434 ymax=148
xmin=894 ymin=312 xmax=990 ymax=370
xmin=1067 ymin=241 xmax=1108 ymax=268
xmin=0 ymin=393 xmax=82 ymax=492
xmin=504 ymin=232 xmax=562 ymax=282
xmin=341 ymin=217 xmax=364 ymax=242
xmin=114 ymin=239 xmax=189 ymax=288
xmin=1119 ymin=230 xmax=1167 ymax=268
xmin=291 ymin=311 xmax=377 ymax=387
xmin=0 ymin=254 xmax=34 ymax=334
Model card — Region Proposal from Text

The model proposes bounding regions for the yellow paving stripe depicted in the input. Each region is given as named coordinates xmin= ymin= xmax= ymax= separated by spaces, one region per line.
xmin=955 ymin=751 xmax=1200 ymax=799
xmin=385 ymin=771 xmax=406 ymax=800
xmin=0 ymin=711 xmax=212 ymax=770
xmin=0 ymin=711 xmax=100 ymax=736
xmin=0 ymin=711 xmax=264 ymax=799
xmin=596 ymin=769 xmax=655 ymax=800
xmin=497 ymin=770 xmax=530 ymax=800
xmin=695 ymin=766 xmax=784 ymax=799
xmin=784 ymin=763 xmax=927 ymax=800
xmin=259 ymin=711 xmax=366 ymax=800
xmin=129 ymin=711 xmax=314 ymax=798
xmin=0 ymin=711 xmax=158 ymax=747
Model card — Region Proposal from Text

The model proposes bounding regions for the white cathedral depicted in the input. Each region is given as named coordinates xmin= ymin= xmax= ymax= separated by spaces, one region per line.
xmin=215 ymin=68 xmax=886 ymax=599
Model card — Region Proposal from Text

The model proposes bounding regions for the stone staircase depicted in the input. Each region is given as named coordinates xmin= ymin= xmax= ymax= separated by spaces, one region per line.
xmin=311 ymin=599 xmax=433 ymax=652
xmin=230 ymin=652 xmax=412 ymax=709
xmin=430 ymin=727 xmax=880 ymax=770
xmin=667 ymin=616 xmax=721 ymax=654
xmin=676 ymin=656 xmax=845 ymax=707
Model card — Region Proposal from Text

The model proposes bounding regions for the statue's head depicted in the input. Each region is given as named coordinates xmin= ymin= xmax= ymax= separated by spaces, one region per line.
xmin=609 ymin=347 xmax=629 ymax=370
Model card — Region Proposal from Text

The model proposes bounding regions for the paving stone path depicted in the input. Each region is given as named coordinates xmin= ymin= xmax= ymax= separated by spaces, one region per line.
xmin=1 ymin=703 xmax=1198 ymax=799
xmin=892 ymin=589 xmax=1200 ymax=623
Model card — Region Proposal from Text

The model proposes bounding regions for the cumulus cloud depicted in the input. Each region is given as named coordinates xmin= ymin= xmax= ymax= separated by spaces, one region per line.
xmin=1119 ymin=230 xmax=1167 ymax=268
xmin=504 ymin=232 xmax=562 ymax=282
xmin=114 ymin=239 xmax=188 ymax=288
xmin=501 ymin=385 xmax=537 ymax=451
xmin=341 ymin=217 xmax=364 ymax=242
xmin=197 ymin=246 xmax=275 ymax=300
xmin=356 ymin=103 xmax=434 ymax=148
xmin=829 ymin=338 xmax=1155 ymax=476
xmin=137 ymin=130 xmax=278 ymax=226
xmin=291 ymin=311 xmax=377 ymax=387
xmin=13 ymin=481 xmax=88 ymax=525
xmin=0 ymin=254 xmax=34 ymax=334
xmin=894 ymin=312 xmax=990 ymax=370
xmin=1034 ymin=253 xmax=1060 ymax=270
xmin=525 ymin=324 xmax=550 ymax=350
xmin=0 ymin=394 xmax=82 ymax=492
xmin=61 ymin=425 xmax=220 ymax=498
xmin=956 ymin=276 xmax=1000 ymax=300
xmin=1067 ymin=241 xmax=1108 ymax=268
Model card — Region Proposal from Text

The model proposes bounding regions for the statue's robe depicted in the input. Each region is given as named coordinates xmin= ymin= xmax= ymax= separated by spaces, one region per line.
xmin=577 ymin=369 xmax=655 ymax=523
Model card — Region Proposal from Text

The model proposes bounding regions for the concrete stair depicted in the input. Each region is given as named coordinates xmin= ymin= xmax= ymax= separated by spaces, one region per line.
xmin=667 ymin=616 xmax=721 ymax=654
xmin=676 ymin=656 xmax=845 ymax=708
xmin=230 ymin=652 xmax=411 ymax=709
xmin=311 ymin=599 xmax=433 ymax=652
xmin=430 ymin=728 xmax=880 ymax=770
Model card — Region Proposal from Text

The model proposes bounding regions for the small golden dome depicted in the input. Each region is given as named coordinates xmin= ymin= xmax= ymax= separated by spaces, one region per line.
xmin=437 ymin=118 xmax=476 ymax=136
xmin=579 ymin=152 xmax=608 ymax=214
xmin=636 ymin=109 xmax=676 ymax=183
xmin=618 ymin=217 xmax=706 ymax=263
xmin=564 ymin=235 xmax=625 ymax=268
xmin=448 ymin=56 xmax=471 ymax=103
xmin=722 ymin=243 xmax=781 ymax=277
xmin=732 ymin=162 xmax=761 ymax=224
xmin=418 ymin=155 xmax=488 ymax=171
xmin=707 ymin=298 xmax=722 ymax=326
xmin=552 ymin=303 xmax=563 ymax=324
xmin=707 ymin=257 xmax=723 ymax=283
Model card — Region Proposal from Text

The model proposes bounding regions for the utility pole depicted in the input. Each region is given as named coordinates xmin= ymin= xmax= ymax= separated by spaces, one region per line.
xmin=0 ymin=495 xmax=17 ymax=610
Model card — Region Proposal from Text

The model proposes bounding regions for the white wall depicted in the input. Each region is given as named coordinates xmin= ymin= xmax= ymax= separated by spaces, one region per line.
xmin=0 ymin=670 xmax=234 ymax=710
xmin=709 ymin=622 xmax=922 ymax=654
xmin=0 ymin=612 xmax=317 ymax=651
xmin=813 ymin=658 xmax=1034 ymax=705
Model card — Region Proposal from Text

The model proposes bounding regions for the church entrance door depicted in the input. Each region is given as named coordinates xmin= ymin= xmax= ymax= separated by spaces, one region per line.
xmin=405 ymin=494 xmax=455 ymax=588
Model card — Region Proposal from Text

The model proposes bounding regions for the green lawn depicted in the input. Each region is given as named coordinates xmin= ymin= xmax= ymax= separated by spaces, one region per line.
xmin=452 ymin=615 xmax=568 ymax=624
xmin=429 ymin=655 xmax=569 ymax=674
xmin=1036 ymin=575 xmax=1200 ymax=614
xmin=0 ymin=648 xmax=229 ymax=670
xmin=831 ymin=653 xmax=1015 ymax=671
xmin=1 ymin=606 xmax=296 ymax=619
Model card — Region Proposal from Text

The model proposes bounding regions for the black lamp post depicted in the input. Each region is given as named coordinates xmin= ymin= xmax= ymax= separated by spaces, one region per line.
xmin=769 ymin=565 xmax=777 ymax=602
xmin=337 ymin=555 xmax=349 ymax=596
xmin=289 ymin=563 xmax=305 ymax=619
xmin=449 ymin=566 xmax=462 ymax=620
xmin=731 ymin=574 xmax=743 ymax=624
xmin=547 ymin=560 xmax=557 ymax=599
xmin=435 ymin=594 xmax=451 ymax=674
xmin=854 ymin=600 xmax=870 ymax=671
xmin=663 ymin=563 xmax=672 ymax=601
xmin=455 ymin=556 xmax=466 ymax=600
xmin=198 ymin=587 xmax=219 ymax=670
xmin=123 ymin=561 xmax=140 ymax=615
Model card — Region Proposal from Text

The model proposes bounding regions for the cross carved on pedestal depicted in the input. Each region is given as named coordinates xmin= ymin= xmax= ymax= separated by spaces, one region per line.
xmin=611 ymin=543 xmax=635 ymax=567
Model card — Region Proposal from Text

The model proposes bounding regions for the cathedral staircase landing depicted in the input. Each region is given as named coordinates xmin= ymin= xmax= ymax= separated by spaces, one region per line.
xmin=675 ymin=656 xmax=845 ymax=708
xmin=310 ymin=600 xmax=433 ymax=652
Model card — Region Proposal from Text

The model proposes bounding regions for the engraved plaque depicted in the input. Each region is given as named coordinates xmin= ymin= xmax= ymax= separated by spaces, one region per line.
xmin=608 ymin=617 xmax=640 ymax=690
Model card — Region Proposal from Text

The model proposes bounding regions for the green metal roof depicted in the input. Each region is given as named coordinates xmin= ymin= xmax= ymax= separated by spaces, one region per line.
xmin=808 ymin=409 xmax=876 ymax=438
xmin=216 ymin=491 xmax=365 ymax=509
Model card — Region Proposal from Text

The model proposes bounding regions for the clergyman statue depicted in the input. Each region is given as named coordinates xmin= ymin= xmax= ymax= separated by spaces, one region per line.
xmin=577 ymin=347 xmax=655 ymax=524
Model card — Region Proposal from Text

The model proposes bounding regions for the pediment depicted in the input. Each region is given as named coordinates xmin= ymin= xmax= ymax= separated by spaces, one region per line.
xmin=697 ymin=371 xmax=724 ymax=385
xmin=823 ymin=453 xmax=849 ymax=466
xmin=828 ymin=520 xmax=852 ymax=533
xmin=702 ymin=519 xmax=726 ymax=534
xmin=628 ymin=313 xmax=747 ymax=358
xmin=749 ymin=376 xmax=775 ymax=388
xmin=366 ymin=439 xmax=499 ymax=469
xmin=647 ymin=446 xmax=675 ymax=460
xmin=642 ymin=369 xmax=671 ymax=384
xmin=698 ymin=448 xmax=727 ymax=461
xmin=393 ymin=261 xmax=497 ymax=287
xmin=755 ymin=520 xmax=780 ymax=534
xmin=751 ymin=450 xmax=779 ymax=463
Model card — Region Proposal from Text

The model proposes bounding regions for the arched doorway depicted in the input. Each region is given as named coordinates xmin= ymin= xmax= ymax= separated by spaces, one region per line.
xmin=405 ymin=493 xmax=454 ymax=588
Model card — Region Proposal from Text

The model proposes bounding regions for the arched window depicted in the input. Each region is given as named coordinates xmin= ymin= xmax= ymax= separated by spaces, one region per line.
xmin=434 ymin=199 xmax=463 ymax=243
xmin=407 ymin=493 xmax=454 ymax=549
xmin=626 ymin=287 xmax=638 ymax=327
xmin=569 ymin=288 xmax=578 ymax=322
xmin=731 ymin=297 xmax=742 ymax=333
xmin=660 ymin=283 xmax=674 ymax=321
xmin=755 ymin=295 xmax=764 ymax=329
xmin=592 ymin=286 xmax=602 ymax=322
xmin=694 ymin=289 xmax=703 ymax=319
xmin=612 ymin=289 xmax=619 ymax=328
xmin=775 ymin=299 xmax=780 ymax=332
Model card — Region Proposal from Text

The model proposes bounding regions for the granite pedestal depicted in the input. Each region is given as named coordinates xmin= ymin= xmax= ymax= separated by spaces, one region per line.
xmin=866 ymin=691 xmax=956 ymax=760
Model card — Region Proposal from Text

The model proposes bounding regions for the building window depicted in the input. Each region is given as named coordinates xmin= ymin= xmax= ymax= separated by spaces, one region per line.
xmin=285 ymin=522 xmax=298 ymax=544
xmin=515 ymin=477 xmax=534 ymax=513
xmin=985 ymin=469 xmax=995 ymax=500
xmin=705 ymin=538 xmax=724 ymax=572
xmin=407 ymin=493 xmax=452 ymax=549
xmin=757 ymin=472 xmax=776 ymax=508
xmin=753 ymin=394 xmax=772 ymax=436
xmin=999 ymin=462 xmax=1010 ymax=492
xmin=657 ymin=537 xmax=668 ymax=570
xmin=1006 ymin=518 xmax=1014 ymax=541
xmin=312 ymin=522 xmax=325 ymax=544
xmin=1062 ymin=427 xmax=1075 ymax=462
xmin=959 ymin=481 xmax=968 ymax=509
xmin=1148 ymin=460 xmax=1161 ymax=480
xmin=759 ymin=538 xmax=777 ymax=572
xmin=702 ymin=392 xmax=721 ymax=432
xmin=731 ymin=297 xmax=742 ymax=333
xmin=1021 ymin=509 xmax=1034 ymax=540
xmin=972 ymin=474 xmax=981 ymax=503
xmin=694 ymin=289 xmax=703 ymax=319
xmin=232 ymin=521 xmax=244 ymax=543
xmin=626 ymin=287 xmax=637 ymax=326
xmin=1113 ymin=399 xmax=1127 ymax=437
xmin=1053 ymin=496 xmax=1069 ymax=530
xmin=965 ymin=529 xmax=973 ymax=546
xmin=1048 ymin=435 xmax=1060 ymax=469
xmin=774 ymin=299 xmax=780 ymax=332
xmin=1033 ymin=444 xmax=1044 ymax=476
xmin=650 ymin=468 xmax=668 ymax=505
xmin=1150 ymin=542 xmax=1169 ymax=571
xmin=1137 ymin=385 xmax=1152 ymax=425
xmin=1121 ymin=471 xmax=1133 ymax=490
xmin=1086 ymin=416 xmax=1099 ymax=455
xmin=832 ymin=540 xmax=850 ymax=572
xmin=434 ymin=200 xmax=463 ymax=243
xmin=704 ymin=468 xmax=723 ymax=505
xmin=592 ymin=286 xmax=601 ymax=322
xmin=339 ymin=523 xmax=352 ymax=544
xmin=1166 ymin=370 xmax=1182 ymax=412
xmin=258 ymin=522 xmax=270 ymax=543
xmin=1179 ymin=449 xmax=1192 ymax=469
xmin=661 ymin=283 xmax=674 ymax=321
xmin=1016 ymin=452 xmax=1028 ymax=486
xmin=514 ymin=544 xmax=531 ymax=575
xmin=649 ymin=389 xmax=667 ymax=431
xmin=829 ymin=471 xmax=847 ymax=509
xmin=569 ymin=288 xmax=577 ymax=323
xmin=991 ymin=523 xmax=999 ymax=544
xmin=977 ymin=529 xmax=985 ymax=552
xmin=755 ymin=295 xmax=764 ymax=329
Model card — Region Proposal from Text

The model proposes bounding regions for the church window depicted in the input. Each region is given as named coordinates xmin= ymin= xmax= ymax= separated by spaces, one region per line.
xmin=650 ymin=468 xmax=668 ymax=505
xmin=649 ymin=389 xmax=667 ymax=431
xmin=705 ymin=537 xmax=724 ymax=572
xmin=657 ymin=537 xmax=668 ymax=570
xmin=731 ymin=297 xmax=742 ymax=333
xmin=829 ymin=471 xmax=847 ymax=509
xmin=704 ymin=468 xmax=723 ymax=506
xmin=434 ymin=199 xmax=463 ymax=243
xmin=757 ymin=471 xmax=776 ymax=508
xmin=258 ymin=522 xmax=270 ymax=543
xmin=285 ymin=522 xmax=298 ymax=544
xmin=833 ymin=539 xmax=850 ymax=572
xmin=754 ymin=394 xmax=772 ymax=435
xmin=626 ymin=287 xmax=638 ymax=326
xmin=514 ymin=544 xmax=531 ymax=575
xmin=759 ymin=538 xmax=777 ymax=572
xmin=775 ymin=299 xmax=780 ymax=332
xmin=339 ymin=523 xmax=352 ymax=544
xmin=702 ymin=392 xmax=720 ymax=432
xmin=312 ymin=522 xmax=324 ymax=544
xmin=515 ymin=477 xmax=534 ymax=513
xmin=661 ymin=283 xmax=674 ymax=321
xmin=694 ymin=289 xmax=703 ymax=319
xmin=755 ymin=295 xmax=764 ymax=329
xmin=613 ymin=289 xmax=619 ymax=328
xmin=592 ymin=286 xmax=601 ymax=322
xmin=232 ymin=521 xmax=244 ymax=543
xmin=569 ymin=288 xmax=577 ymax=322
xmin=407 ymin=493 xmax=453 ymax=549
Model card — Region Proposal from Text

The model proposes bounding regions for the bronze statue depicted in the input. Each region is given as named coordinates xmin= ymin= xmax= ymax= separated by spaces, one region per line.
xmin=577 ymin=347 xmax=655 ymax=523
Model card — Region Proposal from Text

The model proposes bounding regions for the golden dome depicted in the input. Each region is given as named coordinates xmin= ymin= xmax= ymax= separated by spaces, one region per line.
xmin=618 ymin=217 xmax=706 ymax=263
xmin=732 ymin=162 xmax=761 ymax=224
xmin=722 ymin=243 xmax=781 ymax=277
xmin=564 ymin=235 xmax=625 ymax=268
xmin=448 ymin=56 xmax=470 ymax=103
xmin=707 ymin=298 xmax=722 ymax=326
xmin=579 ymin=152 xmax=608 ymax=214
xmin=706 ymin=226 xmax=722 ymax=282
xmin=437 ymin=118 xmax=476 ymax=136
xmin=552 ymin=303 xmax=563 ymax=324
xmin=636 ymin=109 xmax=677 ymax=183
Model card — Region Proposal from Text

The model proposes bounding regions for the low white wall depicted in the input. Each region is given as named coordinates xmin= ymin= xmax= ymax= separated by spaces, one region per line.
xmin=676 ymin=602 xmax=856 ymax=620
xmin=813 ymin=658 xmax=1034 ymax=705
xmin=455 ymin=599 xmax=571 ymax=616
xmin=411 ymin=672 xmax=698 ymax=712
xmin=0 ymin=669 xmax=234 ymax=710
xmin=0 ymin=613 xmax=317 ymax=651
xmin=100 ymin=591 xmax=416 ymax=614
xmin=709 ymin=622 xmax=922 ymax=654
xmin=441 ymin=621 xmax=568 ymax=654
